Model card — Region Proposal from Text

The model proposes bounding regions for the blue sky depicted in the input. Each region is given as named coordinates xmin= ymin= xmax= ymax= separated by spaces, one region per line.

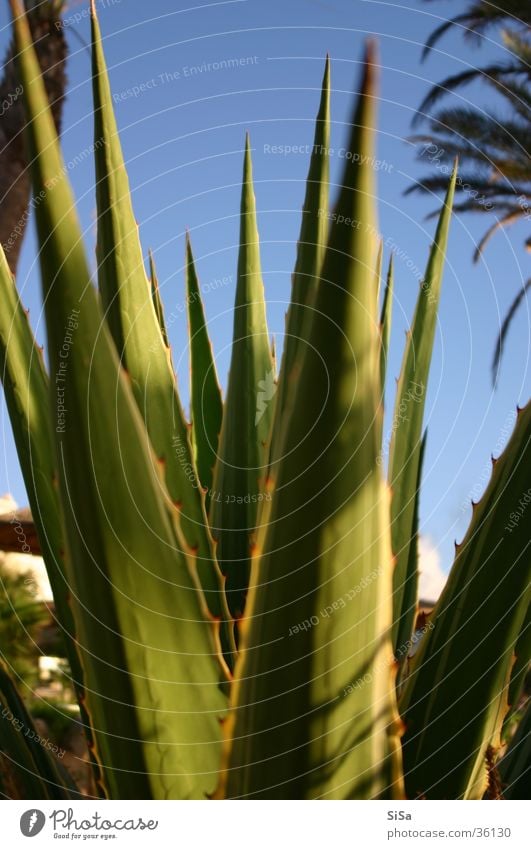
xmin=1 ymin=0 xmax=529 ymax=577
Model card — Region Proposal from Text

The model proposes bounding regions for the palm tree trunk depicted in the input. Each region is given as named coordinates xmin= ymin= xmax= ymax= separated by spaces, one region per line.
xmin=0 ymin=2 xmax=67 ymax=275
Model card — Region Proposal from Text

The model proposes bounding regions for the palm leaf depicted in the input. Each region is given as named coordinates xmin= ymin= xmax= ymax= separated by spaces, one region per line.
xmin=492 ymin=278 xmax=531 ymax=385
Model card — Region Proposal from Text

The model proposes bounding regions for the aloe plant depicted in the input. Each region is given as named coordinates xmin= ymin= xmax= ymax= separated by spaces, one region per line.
xmin=0 ymin=0 xmax=529 ymax=800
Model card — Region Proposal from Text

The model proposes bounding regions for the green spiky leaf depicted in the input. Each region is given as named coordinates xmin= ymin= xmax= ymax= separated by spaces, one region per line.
xmin=505 ymin=606 xmax=530 ymax=728
xmin=90 ymin=4 xmax=231 ymax=636
xmin=186 ymin=234 xmax=223 ymax=501
xmin=148 ymin=249 xmax=169 ymax=347
xmin=209 ymin=135 xmax=274 ymax=619
xmin=400 ymin=403 xmax=531 ymax=799
xmin=498 ymin=700 xmax=530 ymax=799
xmin=0 ymin=661 xmax=75 ymax=799
xmin=265 ymin=58 xmax=331 ymax=483
xmin=222 ymin=46 xmax=405 ymax=800
xmin=388 ymin=165 xmax=456 ymax=658
xmin=379 ymin=253 xmax=394 ymax=394
xmin=0 ymin=248 xmax=84 ymax=698
xmin=282 ymin=56 xmax=330 ymax=380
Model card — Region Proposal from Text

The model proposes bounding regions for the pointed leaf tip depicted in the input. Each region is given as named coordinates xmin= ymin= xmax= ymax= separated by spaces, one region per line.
xmin=244 ymin=133 xmax=253 ymax=176
xmin=363 ymin=38 xmax=379 ymax=86
xmin=9 ymin=0 xmax=23 ymax=19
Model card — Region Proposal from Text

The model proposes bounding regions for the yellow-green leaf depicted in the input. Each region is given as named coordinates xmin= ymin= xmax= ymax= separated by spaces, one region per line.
xmin=388 ymin=165 xmax=456 ymax=657
xmin=13 ymin=0 xmax=227 ymax=799
xmin=222 ymin=46 xmax=404 ymax=800
xmin=186 ymin=233 xmax=223 ymax=501
xmin=209 ymin=135 xmax=274 ymax=619
xmin=400 ymin=403 xmax=531 ymax=799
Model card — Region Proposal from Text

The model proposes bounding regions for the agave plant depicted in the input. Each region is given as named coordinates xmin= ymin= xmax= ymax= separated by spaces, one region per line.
xmin=0 ymin=0 xmax=529 ymax=800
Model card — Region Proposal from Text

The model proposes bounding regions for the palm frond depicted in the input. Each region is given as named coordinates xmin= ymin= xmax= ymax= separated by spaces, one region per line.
xmin=414 ymin=63 xmax=526 ymax=123
xmin=473 ymin=208 xmax=524 ymax=260
xmin=492 ymin=278 xmax=531 ymax=383
xmin=422 ymin=1 xmax=531 ymax=59
xmin=488 ymin=77 xmax=531 ymax=122
xmin=503 ymin=27 xmax=531 ymax=64
xmin=425 ymin=107 xmax=531 ymax=162
xmin=422 ymin=13 xmax=482 ymax=60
